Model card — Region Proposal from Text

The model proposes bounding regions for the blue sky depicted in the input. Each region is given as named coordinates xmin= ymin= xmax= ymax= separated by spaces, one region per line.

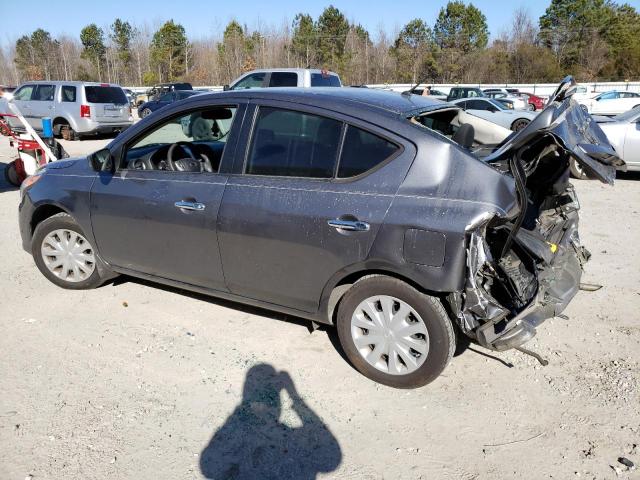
xmin=2 ymin=0 xmax=640 ymax=43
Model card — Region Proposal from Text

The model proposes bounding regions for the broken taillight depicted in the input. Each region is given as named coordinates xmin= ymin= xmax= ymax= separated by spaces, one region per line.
xmin=80 ymin=105 xmax=91 ymax=118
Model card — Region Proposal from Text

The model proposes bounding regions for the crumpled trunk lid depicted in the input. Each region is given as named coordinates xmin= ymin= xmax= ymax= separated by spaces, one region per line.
xmin=484 ymin=76 xmax=624 ymax=184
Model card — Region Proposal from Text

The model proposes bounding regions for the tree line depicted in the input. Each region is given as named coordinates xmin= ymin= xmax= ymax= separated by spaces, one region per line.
xmin=1 ymin=0 xmax=639 ymax=88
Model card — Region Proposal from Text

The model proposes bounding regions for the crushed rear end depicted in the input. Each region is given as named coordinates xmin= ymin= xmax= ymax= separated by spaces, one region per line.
xmin=450 ymin=77 xmax=624 ymax=351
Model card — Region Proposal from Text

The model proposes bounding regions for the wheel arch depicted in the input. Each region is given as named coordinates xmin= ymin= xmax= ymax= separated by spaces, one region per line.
xmin=30 ymin=203 xmax=71 ymax=236
xmin=320 ymin=267 xmax=451 ymax=326
xmin=52 ymin=116 xmax=76 ymax=134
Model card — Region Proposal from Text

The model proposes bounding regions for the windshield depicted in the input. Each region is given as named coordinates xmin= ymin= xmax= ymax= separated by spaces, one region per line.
xmin=612 ymin=105 xmax=640 ymax=122
xmin=85 ymin=86 xmax=128 ymax=104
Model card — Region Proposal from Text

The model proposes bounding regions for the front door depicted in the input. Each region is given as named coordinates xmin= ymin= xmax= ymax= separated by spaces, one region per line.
xmin=28 ymin=84 xmax=56 ymax=129
xmin=218 ymin=104 xmax=411 ymax=312
xmin=90 ymin=104 xmax=243 ymax=290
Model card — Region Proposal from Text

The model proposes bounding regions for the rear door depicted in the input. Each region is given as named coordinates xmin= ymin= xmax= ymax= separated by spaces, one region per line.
xmin=217 ymin=102 xmax=412 ymax=312
xmin=85 ymin=85 xmax=129 ymax=123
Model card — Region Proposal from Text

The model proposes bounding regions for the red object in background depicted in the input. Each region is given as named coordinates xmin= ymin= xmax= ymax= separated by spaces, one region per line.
xmin=521 ymin=92 xmax=545 ymax=110
xmin=80 ymin=104 xmax=91 ymax=118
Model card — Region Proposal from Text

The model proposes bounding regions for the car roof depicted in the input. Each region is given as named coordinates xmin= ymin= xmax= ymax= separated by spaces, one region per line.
xmin=186 ymin=87 xmax=448 ymax=118
xmin=18 ymin=80 xmax=122 ymax=87
xmin=241 ymin=68 xmax=339 ymax=75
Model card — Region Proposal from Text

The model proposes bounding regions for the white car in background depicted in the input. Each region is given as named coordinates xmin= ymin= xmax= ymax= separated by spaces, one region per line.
xmin=579 ymin=91 xmax=640 ymax=116
xmin=450 ymin=97 xmax=536 ymax=131
xmin=595 ymin=106 xmax=640 ymax=173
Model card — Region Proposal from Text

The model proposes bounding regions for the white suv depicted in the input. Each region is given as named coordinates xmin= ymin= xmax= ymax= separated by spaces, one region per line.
xmin=3 ymin=81 xmax=133 ymax=140
xmin=225 ymin=69 xmax=342 ymax=90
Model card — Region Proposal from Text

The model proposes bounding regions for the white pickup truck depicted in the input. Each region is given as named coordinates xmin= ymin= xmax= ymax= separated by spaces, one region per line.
xmin=225 ymin=68 xmax=342 ymax=90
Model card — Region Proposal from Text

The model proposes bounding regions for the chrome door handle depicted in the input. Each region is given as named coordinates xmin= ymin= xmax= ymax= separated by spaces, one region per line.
xmin=175 ymin=200 xmax=205 ymax=211
xmin=327 ymin=219 xmax=370 ymax=232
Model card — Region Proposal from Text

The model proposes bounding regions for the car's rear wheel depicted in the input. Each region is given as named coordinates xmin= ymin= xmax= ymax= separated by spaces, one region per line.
xmin=141 ymin=108 xmax=152 ymax=118
xmin=32 ymin=213 xmax=108 ymax=289
xmin=569 ymin=158 xmax=588 ymax=180
xmin=511 ymin=118 xmax=530 ymax=131
xmin=61 ymin=125 xmax=76 ymax=141
xmin=336 ymin=276 xmax=455 ymax=388
xmin=528 ymin=103 xmax=536 ymax=111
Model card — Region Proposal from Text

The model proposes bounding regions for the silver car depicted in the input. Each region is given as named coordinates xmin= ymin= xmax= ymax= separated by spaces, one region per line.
xmin=451 ymin=97 xmax=537 ymax=131
xmin=5 ymin=81 xmax=133 ymax=140
xmin=594 ymin=106 xmax=640 ymax=172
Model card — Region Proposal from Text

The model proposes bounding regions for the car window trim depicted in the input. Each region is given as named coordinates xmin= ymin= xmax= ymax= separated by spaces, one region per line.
xmin=239 ymin=101 xmax=405 ymax=182
xmin=116 ymin=103 xmax=241 ymax=176
xmin=333 ymin=124 xmax=404 ymax=183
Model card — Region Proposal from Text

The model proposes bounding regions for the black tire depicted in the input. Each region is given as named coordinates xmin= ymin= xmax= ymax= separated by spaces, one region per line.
xmin=511 ymin=118 xmax=530 ymax=132
xmin=336 ymin=276 xmax=455 ymax=388
xmin=528 ymin=103 xmax=536 ymax=111
xmin=569 ymin=158 xmax=588 ymax=180
xmin=3 ymin=161 xmax=22 ymax=187
xmin=32 ymin=213 xmax=109 ymax=290
xmin=61 ymin=125 xmax=76 ymax=141
xmin=141 ymin=108 xmax=152 ymax=118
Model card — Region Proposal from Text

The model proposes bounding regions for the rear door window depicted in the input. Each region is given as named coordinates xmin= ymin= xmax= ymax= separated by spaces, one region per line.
xmin=61 ymin=86 xmax=76 ymax=102
xmin=467 ymin=99 xmax=490 ymax=110
xmin=310 ymin=73 xmax=341 ymax=87
xmin=33 ymin=85 xmax=55 ymax=101
xmin=269 ymin=72 xmax=298 ymax=87
xmin=337 ymin=126 xmax=399 ymax=178
xmin=245 ymin=107 xmax=342 ymax=178
xmin=84 ymin=86 xmax=128 ymax=104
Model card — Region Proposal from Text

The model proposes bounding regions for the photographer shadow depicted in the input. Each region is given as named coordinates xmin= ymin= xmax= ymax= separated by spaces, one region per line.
xmin=200 ymin=363 xmax=342 ymax=480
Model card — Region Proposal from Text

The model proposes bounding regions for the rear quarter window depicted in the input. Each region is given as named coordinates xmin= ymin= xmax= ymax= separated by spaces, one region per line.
xmin=337 ymin=126 xmax=399 ymax=178
xmin=84 ymin=86 xmax=128 ymax=104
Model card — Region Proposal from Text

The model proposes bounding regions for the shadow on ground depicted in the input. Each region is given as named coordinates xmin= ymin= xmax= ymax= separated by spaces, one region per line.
xmin=199 ymin=363 xmax=342 ymax=479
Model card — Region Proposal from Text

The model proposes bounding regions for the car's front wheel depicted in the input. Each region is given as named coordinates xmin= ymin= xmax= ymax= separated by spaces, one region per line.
xmin=32 ymin=213 xmax=109 ymax=289
xmin=336 ymin=276 xmax=455 ymax=388
xmin=511 ymin=118 xmax=530 ymax=131
xmin=141 ymin=108 xmax=152 ymax=118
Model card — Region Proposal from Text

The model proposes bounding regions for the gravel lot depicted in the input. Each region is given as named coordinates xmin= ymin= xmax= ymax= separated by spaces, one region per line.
xmin=0 ymin=136 xmax=639 ymax=480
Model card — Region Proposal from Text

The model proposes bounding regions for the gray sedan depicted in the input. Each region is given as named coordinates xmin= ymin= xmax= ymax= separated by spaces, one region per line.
xmin=17 ymin=79 xmax=622 ymax=388
xmin=451 ymin=97 xmax=537 ymax=131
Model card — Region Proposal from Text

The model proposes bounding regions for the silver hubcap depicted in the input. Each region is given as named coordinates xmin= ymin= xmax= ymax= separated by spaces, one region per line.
xmin=41 ymin=229 xmax=95 ymax=282
xmin=351 ymin=295 xmax=429 ymax=375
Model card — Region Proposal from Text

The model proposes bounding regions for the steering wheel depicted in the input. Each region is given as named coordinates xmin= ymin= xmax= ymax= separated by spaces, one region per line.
xmin=167 ymin=141 xmax=198 ymax=171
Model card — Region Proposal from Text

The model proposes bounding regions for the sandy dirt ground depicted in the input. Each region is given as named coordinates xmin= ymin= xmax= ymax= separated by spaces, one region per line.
xmin=0 ymin=135 xmax=639 ymax=480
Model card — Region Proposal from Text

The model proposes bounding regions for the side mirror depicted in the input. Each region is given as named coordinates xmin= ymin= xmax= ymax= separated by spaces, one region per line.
xmin=223 ymin=84 xmax=230 ymax=91
xmin=89 ymin=148 xmax=114 ymax=172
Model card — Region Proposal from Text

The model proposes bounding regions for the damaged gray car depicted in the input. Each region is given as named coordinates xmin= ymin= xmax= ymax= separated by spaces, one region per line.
xmin=18 ymin=77 xmax=623 ymax=388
